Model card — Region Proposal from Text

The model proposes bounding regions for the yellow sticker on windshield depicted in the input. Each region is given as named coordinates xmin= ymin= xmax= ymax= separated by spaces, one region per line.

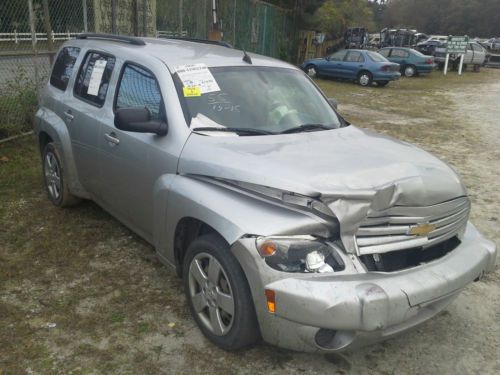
xmin=183 ymin=86 xmax=202 ymax=97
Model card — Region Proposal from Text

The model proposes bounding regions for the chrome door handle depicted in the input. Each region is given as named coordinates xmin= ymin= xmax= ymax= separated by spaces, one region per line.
xmin=64 ymin=110 xmax=74 ymax=121
xmin=104 ymin=133 xmax=120 ymax=145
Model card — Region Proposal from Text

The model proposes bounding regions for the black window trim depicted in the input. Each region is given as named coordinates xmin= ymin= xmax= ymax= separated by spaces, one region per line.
xmin=73 ymin=49 xmax=116 ymax=108
xmin=49 ymin=46 xmax=81 ymax=92
xmin=112 ymin=60 xmax=167 ymax=123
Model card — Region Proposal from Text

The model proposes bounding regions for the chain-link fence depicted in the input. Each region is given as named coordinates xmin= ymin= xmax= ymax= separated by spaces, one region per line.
xmin=0 ymin=0 xmax=298 ymax=140
xmin=157 ymin=0 xmax=297 ymax=61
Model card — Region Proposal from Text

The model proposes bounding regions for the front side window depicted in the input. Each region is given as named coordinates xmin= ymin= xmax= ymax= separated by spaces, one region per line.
xmin=50 ymin=47 xmax=80 ymax=91
xmin=378 ymin=49 xmax=390 ymax=57
xmin=74 ymin=52 xmax=115 ymax=107
xmin=177 ymin=67 xmax=342 ymax=135
xmin=115 ymin=64 xmax=164 ymax=121
xmin=391 ymin=49 xmax=410 ymax=58
xmin=329 ymin=50 xmax=348 ymax=61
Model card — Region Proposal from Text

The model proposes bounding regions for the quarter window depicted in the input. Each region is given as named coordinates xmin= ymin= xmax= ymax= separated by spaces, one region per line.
xmin=115 ymin=63 xmax=164 ymax=121
xmin=50 ymin=47 xmax=80 ymax=91
xmin=74 ymin=52 xmax=115 ymax=107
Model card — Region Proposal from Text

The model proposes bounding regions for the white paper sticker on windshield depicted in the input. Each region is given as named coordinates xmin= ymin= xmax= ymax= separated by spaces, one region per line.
xmin=175 ymin=63 xmax=220 ymax=94
xmin=87 ymin=59 xmax=107 ymax=96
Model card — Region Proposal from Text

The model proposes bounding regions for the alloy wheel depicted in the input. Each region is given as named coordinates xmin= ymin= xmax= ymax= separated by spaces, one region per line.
xmin=44 ymin=151 xmax=61 ymax=201
xmin=188 ymin=252 xmax=235 ymax=336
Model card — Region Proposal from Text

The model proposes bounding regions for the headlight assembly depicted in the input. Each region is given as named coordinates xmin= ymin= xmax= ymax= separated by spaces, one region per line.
xmin=255 ymin=236 xmax=344 ymax=273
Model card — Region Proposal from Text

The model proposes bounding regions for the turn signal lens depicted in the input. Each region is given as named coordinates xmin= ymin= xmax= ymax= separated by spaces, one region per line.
xmin=265 ymin=289 xmax=276 ymax=313
xmin=258 ymin=241 xmax=277 ymax=257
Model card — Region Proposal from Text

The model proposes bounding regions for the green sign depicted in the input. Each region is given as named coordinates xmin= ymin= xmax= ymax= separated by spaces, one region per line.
xmin=446 ymin=36 xmax=469 ymax=54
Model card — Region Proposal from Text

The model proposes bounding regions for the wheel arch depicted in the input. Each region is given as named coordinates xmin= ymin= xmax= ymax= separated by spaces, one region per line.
xmin=154 ymin=175 xmax=332 ymax=276
xmin=35 ymin=107 xmax=89 ymax=198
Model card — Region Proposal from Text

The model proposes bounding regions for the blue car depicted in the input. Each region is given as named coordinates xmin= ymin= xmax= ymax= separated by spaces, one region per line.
xmin=378 ymin=47 xmax=436 ymax=77
xmin=300 ymin=49 xmax=401 ymax=87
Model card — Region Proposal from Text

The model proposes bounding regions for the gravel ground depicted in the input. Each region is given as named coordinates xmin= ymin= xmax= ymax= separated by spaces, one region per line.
xmin=1 ymin=68 xmax=499 ymax=375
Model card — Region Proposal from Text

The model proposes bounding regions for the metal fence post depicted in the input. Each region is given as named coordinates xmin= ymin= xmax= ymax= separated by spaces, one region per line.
xmin=28 ymin=0 xmax=40 ymax=99
xmin=179 ymin=0 xmax=183 ymax=37
xmin=83 ymin=0 xmax=88 ymax=32
xmin=111 ymin=0 xmax=117 ymax=34
xmin=143 ymin=0 xmax=148 ymax=36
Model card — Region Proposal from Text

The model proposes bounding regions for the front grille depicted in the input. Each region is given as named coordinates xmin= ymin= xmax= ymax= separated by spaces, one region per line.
xmin=355 ymin=197 xmax=470 ymax=255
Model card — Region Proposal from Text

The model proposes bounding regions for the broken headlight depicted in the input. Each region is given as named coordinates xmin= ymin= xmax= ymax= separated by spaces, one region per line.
xmin=255 ymin=235 xmax=344 ymax=273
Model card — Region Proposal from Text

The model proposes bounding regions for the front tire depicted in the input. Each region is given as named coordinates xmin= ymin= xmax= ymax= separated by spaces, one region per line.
xmin=305 ymin=64 xmax=318 ymax=78
xmin=358 ymin=71 xmax=373 ymax=86
xmin=42 ymin=143 xmax=80 ymax=207
xmin=183 ymin=234 xmax=260 ymax=351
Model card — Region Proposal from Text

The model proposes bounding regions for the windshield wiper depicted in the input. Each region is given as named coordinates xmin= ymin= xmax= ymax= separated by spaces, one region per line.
xmin=279 ymin=124 xmax=334 ymax=134
xmin=191 ymin=127 xmax=275 ymax=136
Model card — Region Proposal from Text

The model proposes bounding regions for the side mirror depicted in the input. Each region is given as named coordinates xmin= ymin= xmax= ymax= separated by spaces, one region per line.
xmin=114 ymin=107 xmax=168 ymax=136
xmin=328 ymin=98 xmax=338 ymax=110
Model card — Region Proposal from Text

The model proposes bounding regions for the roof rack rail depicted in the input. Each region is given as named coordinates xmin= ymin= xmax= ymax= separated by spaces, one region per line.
xmin=76 ymin=33 xmax=146 ymax=46
xmin=159 ymin=36 xmax=233 ymax=49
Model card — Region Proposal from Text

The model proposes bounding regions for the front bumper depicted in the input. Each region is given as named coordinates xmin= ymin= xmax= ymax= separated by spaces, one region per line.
xmin=231 ymin=222 xmax=496 ymax=352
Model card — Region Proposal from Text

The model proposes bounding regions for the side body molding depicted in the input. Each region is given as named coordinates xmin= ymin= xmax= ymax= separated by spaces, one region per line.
xmin=155 ymin=175 xmax=333 ymax=265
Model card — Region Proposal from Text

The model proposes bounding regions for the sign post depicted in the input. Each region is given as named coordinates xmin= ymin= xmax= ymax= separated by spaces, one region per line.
xmin=444 ymin=35 xmax=469 ymax=75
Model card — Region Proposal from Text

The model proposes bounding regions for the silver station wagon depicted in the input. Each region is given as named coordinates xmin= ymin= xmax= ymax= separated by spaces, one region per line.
xmin=35 ymin=33 xmax=497 ymax=352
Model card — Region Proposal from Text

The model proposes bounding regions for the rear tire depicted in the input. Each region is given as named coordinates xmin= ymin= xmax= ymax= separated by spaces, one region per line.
xmin=403 ymin=65 xmax=417 ymax=77
xmin=473 ymin=64 xmax=481 ymax=72
xmin=357 ymin=71 xmax=373 ymax=86
xmin=42 ymin=143 xmax=80 ymax=207
xmin=183 ymin=233 xmax=260 ymax=351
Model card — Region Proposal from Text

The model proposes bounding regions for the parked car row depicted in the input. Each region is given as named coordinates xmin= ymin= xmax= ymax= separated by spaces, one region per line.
xmin=300 ymin=47 xmax=436 ymax=86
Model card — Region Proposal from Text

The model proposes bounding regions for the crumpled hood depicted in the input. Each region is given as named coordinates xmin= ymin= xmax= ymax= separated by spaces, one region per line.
xmin=178 ymin=126 xmax=466 ymax=207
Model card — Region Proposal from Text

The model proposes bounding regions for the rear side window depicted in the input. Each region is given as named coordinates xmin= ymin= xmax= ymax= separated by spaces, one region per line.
xmin=74 ymin=52 xmax=115 ymax=107
xmin=115 ymin=63 xmax=165 ymax=120
xmin=50 ymin=47 xmax=80 ymax=91
xmin=345 ymin=51 xmax=365 ymax=62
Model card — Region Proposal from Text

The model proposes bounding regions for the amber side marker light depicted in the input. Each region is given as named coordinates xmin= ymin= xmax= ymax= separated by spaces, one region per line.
xmin=258 ymin=241 xmax=277 ymax=257
xmin=265 ymin=289 xmax=276 ymax=313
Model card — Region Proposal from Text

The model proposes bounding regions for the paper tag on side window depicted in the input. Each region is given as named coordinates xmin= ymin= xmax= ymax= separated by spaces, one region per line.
xmin=175 ymin=63 xmax=220 ymax=94
xmin=183 ymin=86 xmax=202 ymax=97
xmin=87 ymin=59 xmax=107 ymax=96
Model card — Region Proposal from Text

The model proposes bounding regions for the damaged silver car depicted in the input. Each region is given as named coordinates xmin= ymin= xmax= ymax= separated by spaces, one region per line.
xmin=35 ymin=34 xmax=497 ymax=352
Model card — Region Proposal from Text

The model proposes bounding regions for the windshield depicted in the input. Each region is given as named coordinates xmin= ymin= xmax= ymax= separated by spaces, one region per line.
xmin=175 ymin=66 xmax=341 ymax=135
xmin=366 ymin=51 xmax=388 ymax=62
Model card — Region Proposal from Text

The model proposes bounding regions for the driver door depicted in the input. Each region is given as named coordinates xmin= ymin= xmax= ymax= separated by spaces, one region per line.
xmin=325 ymin=50 xmax=348 ymax=77
xmin=97 ymin=62 xmax=169 ymax=238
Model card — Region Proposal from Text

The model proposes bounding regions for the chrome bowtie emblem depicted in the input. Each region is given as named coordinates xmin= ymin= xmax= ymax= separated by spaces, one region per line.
xmin=408 ymin=223 xmax=436 ymax=236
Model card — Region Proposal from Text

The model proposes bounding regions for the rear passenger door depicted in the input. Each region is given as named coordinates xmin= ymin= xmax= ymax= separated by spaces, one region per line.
xmin=65 ymin=50 xmax=116 ymax=194
xmin=342 ymin=51 xmax=366 ymax=79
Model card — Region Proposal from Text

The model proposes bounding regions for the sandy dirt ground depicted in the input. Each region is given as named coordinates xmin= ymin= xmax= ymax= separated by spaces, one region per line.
xmin=1 ymin=68 xmax=499 ymax=375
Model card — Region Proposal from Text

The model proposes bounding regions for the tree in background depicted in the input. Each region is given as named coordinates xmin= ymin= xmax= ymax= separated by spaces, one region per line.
xmin=309 ymin=0 xmax=375 ymax=38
